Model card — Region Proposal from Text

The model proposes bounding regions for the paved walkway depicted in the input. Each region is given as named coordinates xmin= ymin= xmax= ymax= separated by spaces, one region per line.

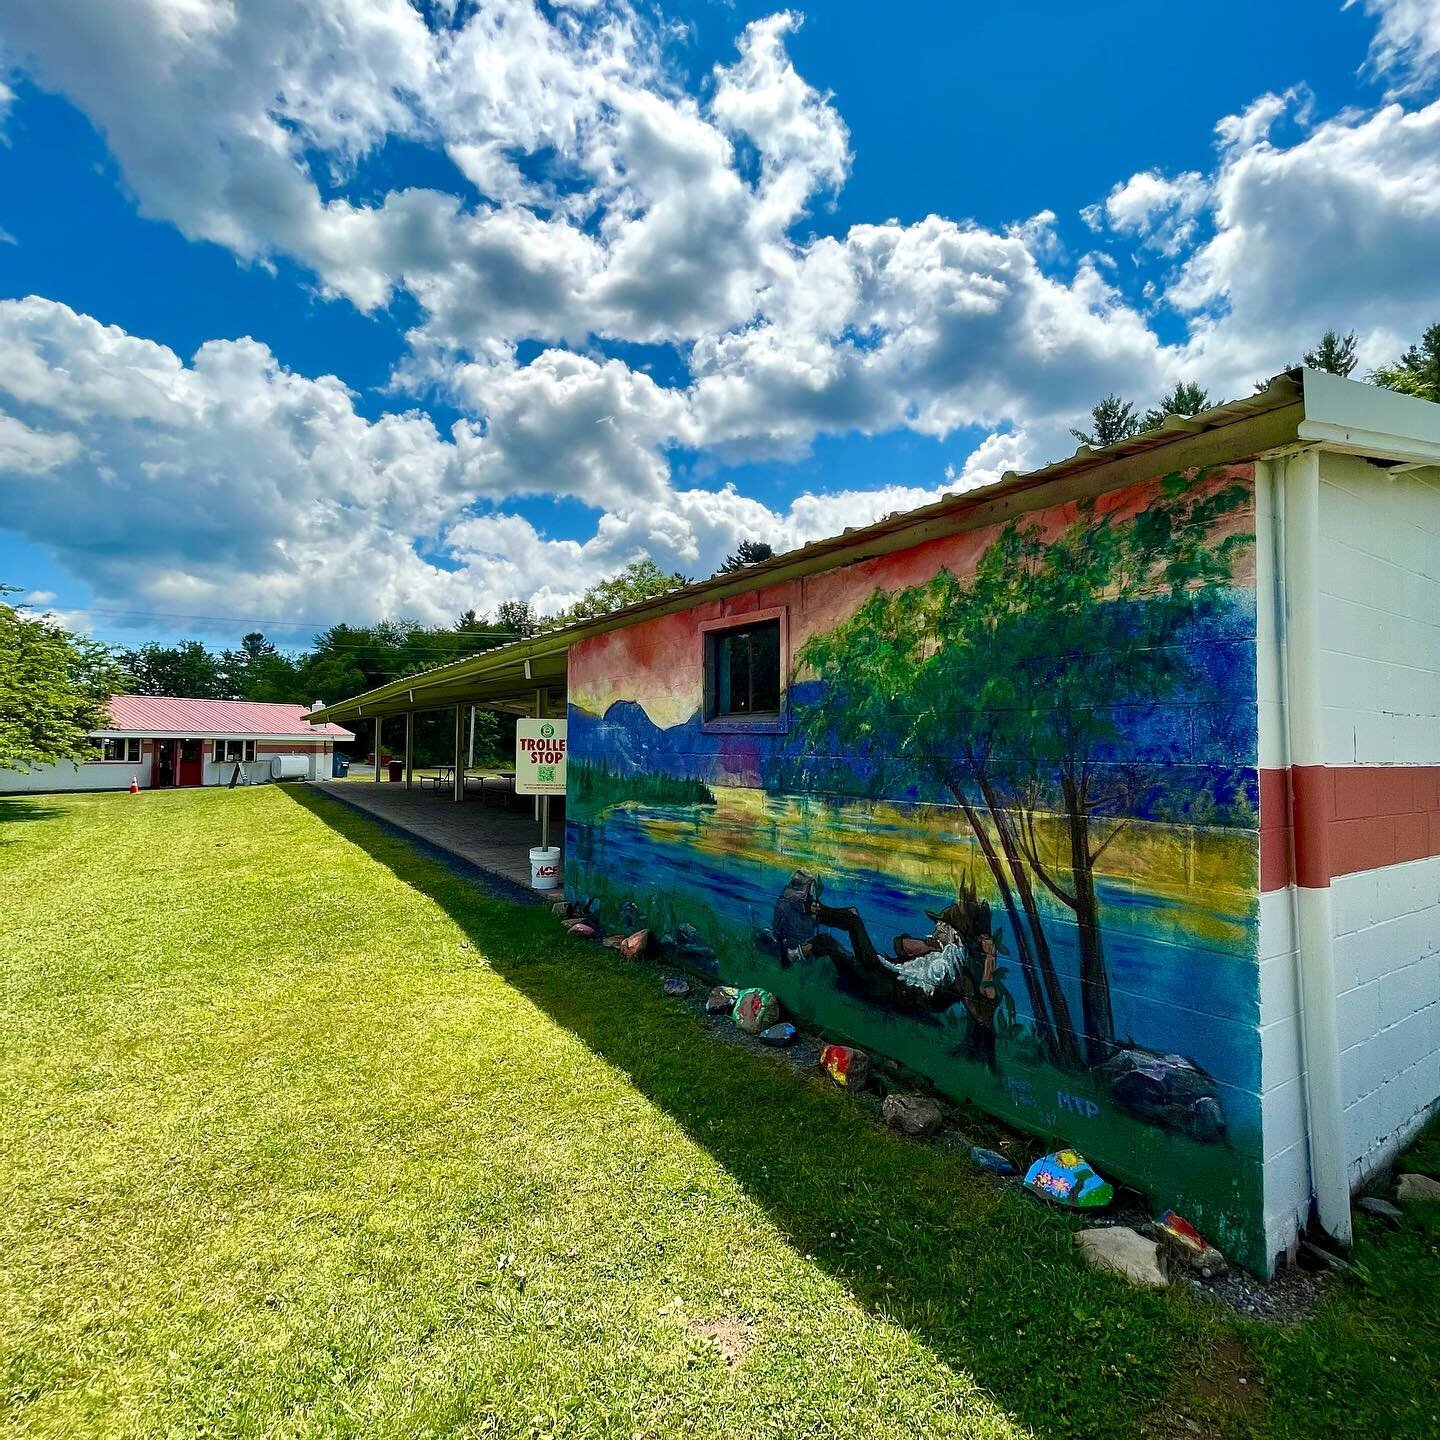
xmin=310 ymin=780 xmax=557 ymax=896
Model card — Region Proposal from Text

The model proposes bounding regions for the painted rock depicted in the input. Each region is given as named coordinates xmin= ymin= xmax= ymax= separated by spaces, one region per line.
xmin=1076 ymin=1227 xmax=1168 ymax=1288
xmin=819 ymin=1043 xmax=871 ymax=1089
xmin=1152 ymin=1209 xmax=1226 ymax=1277
xmin=882 ymin=1092 xmax=944 ymax=1137
xmin=618 ymin=930 xmax=651 ymax=961
xmin=732 ymin=988 xmax=780 ymax=1034
xmin=1023 ymin=1149 xmax=1114 ymax=1209
xmin=662 ymin=976 xmax=691 ymax=998
xmin=759 ymin=1022 xmax=798 ymax=1046
xmin=706 ymin=985 xmax=739 ymax=1014
xmin=564 ymin=923 xmax=598 ymax=940
xmin=970 ymin=1146 xmax=1019 ymax=1176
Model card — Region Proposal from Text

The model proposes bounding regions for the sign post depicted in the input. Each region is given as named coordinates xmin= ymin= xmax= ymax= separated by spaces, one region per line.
xmin=515 ymin=718 xmax=568 ymax=852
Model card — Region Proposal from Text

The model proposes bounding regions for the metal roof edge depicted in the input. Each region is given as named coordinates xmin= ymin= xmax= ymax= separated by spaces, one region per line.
xmin=307 ymin=373 xmax=1306 ymax=725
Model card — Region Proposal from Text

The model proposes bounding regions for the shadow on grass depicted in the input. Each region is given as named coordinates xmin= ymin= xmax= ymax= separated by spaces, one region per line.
xmin=282 ymin=784 xmax=1227 ymax=1439
xmin=0 ymin=797 xmax=63 ymax=841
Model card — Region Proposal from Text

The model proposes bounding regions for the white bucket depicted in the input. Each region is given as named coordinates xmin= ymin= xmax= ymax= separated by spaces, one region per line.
xmin=529 ymin=846 xmax=562 ymax=890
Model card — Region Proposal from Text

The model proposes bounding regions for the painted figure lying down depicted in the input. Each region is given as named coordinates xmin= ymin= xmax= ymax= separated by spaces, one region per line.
xmin=762 ymin=870 xmax=1004 ymax=1066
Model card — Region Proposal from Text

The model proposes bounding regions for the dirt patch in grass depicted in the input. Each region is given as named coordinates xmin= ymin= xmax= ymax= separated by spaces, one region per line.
xmin=688 ymin=1315 xmax=757 ymax=1368
xmin=1142 ymin=1335 xmax=1267 ymax=1438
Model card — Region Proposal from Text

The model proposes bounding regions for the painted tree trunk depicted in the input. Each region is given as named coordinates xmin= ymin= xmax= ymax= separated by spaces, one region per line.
xmin=949 ymin=787 xmax=1057 ymax=1058
xmin=964 ymin=770 xmax=1084 ymax=1070
xmin=1062 ymin=774 xmax=1116 ymax=1065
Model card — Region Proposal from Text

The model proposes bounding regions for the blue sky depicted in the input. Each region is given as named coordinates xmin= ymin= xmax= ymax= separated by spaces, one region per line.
xmin=1 ymin=0 xmax=1437 ymax=651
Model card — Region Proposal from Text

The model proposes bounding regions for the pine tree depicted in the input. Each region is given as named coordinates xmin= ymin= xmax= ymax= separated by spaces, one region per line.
xmin=1070 ymin=394 xmax=1141 ymax=448
xmin=1142 ymin=380 xmax=1210 ymax=431
xmin=715 ymin=540 xmax=776 ymax=575
xmin=1303 ymin=329 xmax=1359 ymax=378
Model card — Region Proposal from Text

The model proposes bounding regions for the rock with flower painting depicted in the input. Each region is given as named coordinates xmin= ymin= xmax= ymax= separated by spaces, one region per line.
xmin=1023 ymin=1150 xmax=1114 ymax=1209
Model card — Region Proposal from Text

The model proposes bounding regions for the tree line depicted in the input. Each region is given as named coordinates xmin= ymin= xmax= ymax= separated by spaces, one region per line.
xmin=1 ymin=550 xmax=775 ymax=772
xmin=1072 ymin=321 xmax=1440 ymax=448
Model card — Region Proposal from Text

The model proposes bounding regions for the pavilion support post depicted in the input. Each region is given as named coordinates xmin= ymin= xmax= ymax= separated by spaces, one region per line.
xmin=452 ymin=706 xmax=464 ymax=802
xmin=374 ymin=716 xmax=383 ymax=782
xmin=404 ymin=712 xmax=414 ymax=792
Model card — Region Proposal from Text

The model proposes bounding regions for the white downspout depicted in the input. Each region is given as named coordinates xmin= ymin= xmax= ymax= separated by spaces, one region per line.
xmin=1279 ymin=447 xmax=1353 ymax=1245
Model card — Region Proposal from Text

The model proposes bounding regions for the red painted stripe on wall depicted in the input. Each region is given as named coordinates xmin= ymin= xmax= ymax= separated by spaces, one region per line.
xmin=1260 ymin=764 xmax=1440 ymax=891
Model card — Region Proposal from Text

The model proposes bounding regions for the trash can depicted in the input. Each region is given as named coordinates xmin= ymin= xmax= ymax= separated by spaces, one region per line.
xmin=388 ymin=760 xmax=404 ymax=783
xmin=332 ymin=753 xmax=350 ymax=778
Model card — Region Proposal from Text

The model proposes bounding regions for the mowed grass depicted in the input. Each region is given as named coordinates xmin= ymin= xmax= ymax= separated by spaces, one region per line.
xmin=1 ymin=788 xmax=1438 ymax=1439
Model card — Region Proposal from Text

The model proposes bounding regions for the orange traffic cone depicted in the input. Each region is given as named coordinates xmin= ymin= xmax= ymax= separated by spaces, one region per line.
xmin=129 ymin=775 xmax=139 ymax=794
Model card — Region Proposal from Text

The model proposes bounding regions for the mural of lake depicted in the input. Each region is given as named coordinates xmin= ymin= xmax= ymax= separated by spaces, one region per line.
xmin=568 ymin=786 xmax=1260 ymax=1125
xmin=565 ymin=464 xmax=1269 ymax=1267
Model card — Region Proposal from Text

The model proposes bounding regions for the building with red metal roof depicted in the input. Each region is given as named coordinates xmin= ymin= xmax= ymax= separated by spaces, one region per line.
xmin=2 ymin=695 xmax=354 ymax=794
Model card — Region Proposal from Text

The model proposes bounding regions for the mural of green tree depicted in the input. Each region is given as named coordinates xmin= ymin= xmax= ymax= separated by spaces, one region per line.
xmin=794 ymin=472 xmax=1254 ymax=1069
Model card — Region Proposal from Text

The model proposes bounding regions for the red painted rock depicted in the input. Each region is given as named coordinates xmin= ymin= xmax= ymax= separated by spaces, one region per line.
xmin=564 ymin=922 xmax=597 ymax=939
xmin=882 ymin=1092 xmax=944 ymax=1136
xmin=618 ymin=930 xmax=651 ymax=961
xmin=819 ymin=1044 xmax=871 ymax=1089
xmin=1152 ymin=1210 xmax=1226 ymax=1278
xmin=732 ymin=988 xmax=780 ymax=1034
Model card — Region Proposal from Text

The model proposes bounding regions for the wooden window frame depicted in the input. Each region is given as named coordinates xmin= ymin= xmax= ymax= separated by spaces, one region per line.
xmin=699 ymin=606 xmax=789 ymax=735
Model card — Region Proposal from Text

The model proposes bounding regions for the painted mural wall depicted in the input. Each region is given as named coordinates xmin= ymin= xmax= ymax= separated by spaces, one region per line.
xmin=566 ymin=465 xmax=1266 ymax=1268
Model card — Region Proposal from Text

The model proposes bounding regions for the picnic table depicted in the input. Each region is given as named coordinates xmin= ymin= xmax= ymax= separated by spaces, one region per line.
xmin=420 ymin=766 xmax=521 ymax=808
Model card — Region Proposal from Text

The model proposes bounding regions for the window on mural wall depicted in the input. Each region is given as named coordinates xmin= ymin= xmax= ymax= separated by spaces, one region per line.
xmin=214 ymin=739 xmax=257 ymax=763
xmin=706 ymin=619 xmax=781 ymax=720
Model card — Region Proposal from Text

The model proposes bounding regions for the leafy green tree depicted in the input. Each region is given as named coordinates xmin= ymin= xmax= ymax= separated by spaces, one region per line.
xmin=551 ymin=559 xmax=689 ymax=626
xmin=118 ymin=640 xmax=228 ymax=698
xmin=1372 ymin=321 xmax=1440 ymax=403
xmin=1142 ymin=380 xmax=1210 ymax=431
xmin=715 ymin=540 xmax=775 ymax=575
xmin=1070 ymin=394 xmax=1141 ymax=448
xmin=794 ymin=472 xmax=1253 ymax=1068
xmin=1304 ymin=328 xmax=1358 ymax=378
xmin=0 ymin=590 xmax=125 ymax=771
xmin=494 ymin=600 xmax=541 ymax=638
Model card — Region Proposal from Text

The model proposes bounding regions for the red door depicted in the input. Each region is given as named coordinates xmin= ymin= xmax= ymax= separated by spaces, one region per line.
xmin=177 ymin=738 xmax=204 ymax=787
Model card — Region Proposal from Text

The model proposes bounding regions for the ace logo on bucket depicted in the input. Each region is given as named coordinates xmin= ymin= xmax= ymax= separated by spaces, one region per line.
xmin=515 ymin=719 xmax=568 ymax=795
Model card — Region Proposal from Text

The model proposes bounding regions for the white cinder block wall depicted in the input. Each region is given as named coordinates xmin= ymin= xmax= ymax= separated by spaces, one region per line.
xmin=1258 ymin=455 xmax=1440 ymax=1267
xmin=1320 ymin=455 xmax=1440 ymax=1179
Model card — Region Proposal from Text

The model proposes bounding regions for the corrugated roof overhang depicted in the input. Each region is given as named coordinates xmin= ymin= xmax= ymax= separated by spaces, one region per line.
xmin=307 ymin=373 xmax=1308 ymax=729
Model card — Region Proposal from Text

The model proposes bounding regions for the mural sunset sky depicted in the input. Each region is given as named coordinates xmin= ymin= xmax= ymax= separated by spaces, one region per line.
xmin=0 ymin=0 xmax=1437 ymax=648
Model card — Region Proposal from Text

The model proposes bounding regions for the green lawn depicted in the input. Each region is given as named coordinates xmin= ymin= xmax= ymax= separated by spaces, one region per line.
xmin=2 ymin=787 xmax=1438 ymax=1439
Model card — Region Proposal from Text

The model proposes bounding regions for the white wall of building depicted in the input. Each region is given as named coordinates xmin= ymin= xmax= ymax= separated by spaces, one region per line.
xmin=1259 ymin=454 xmax=1440 ymax=1264
xmin=3 ymin=739 xmax=334 ymax=793
xmin=1 ymin=755 xmax=152 ymax=794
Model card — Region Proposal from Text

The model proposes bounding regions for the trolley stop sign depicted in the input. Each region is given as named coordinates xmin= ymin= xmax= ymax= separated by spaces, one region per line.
xmin=515 ymin=718 xmax=568 ymax=796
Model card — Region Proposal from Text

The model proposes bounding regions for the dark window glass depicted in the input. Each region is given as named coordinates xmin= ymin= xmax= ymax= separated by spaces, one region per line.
xmin=710 ymin=619 xmax=781 ymax=718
